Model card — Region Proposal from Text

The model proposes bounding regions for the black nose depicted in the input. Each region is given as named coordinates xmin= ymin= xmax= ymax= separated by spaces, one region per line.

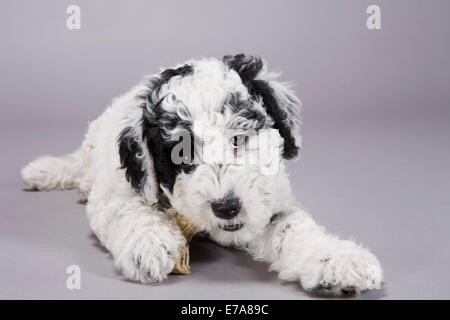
xmin=211 ymin=196 xmax=241 ymax=219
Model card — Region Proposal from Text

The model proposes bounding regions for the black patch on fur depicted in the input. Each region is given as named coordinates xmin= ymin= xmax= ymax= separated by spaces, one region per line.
xmin=249 ymin=80 xmax=299 ymax=159
xmin=152 ymin=64 xmax=194 ymax=96
xmin=269 ymin=212 xmax=282 ymax=224
xmin=224 ymin=93 xmax=269 ymax=129
xmin=138 ymin=64 xmax=196 ymax=207
xmin=223 ymin=54 xmax=299 ymax=159
xmin=118 ymin=127 xmax=146 ymax=192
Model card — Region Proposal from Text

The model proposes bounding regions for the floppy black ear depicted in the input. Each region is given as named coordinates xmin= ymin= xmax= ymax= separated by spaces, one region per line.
xmin=117 ymin=63 xmax=195 ymax=208
xmin=118 ymin=126 xmax=147 ymax=192
xmin=118 ymin=63 xmax=193 ymax=193
xmin=223 ymin=54 xmax=301 ymax=159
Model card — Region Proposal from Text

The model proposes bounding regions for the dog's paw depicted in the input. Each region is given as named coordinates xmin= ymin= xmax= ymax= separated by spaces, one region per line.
xmin=114 ymin=227 xmax=186 ymax=283
xmin=301 ymin=240 xmax=382 ymax=296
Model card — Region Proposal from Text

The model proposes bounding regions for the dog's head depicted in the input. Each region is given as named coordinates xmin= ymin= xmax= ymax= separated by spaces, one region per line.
xmin=118 ymin=54 xmax=301 ymax=243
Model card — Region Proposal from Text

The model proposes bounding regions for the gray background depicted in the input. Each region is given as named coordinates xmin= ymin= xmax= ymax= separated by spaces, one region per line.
xmin=1 ymin=0 xmax=449 ymax=299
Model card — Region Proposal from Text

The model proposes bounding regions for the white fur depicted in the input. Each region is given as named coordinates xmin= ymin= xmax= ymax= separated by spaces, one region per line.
xmin=21 ymin=57 xmax=382 ymax=295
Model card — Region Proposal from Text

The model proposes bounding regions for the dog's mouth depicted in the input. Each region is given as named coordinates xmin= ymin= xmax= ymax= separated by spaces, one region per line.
xmin=219 ymin=223 xmax=244 ymax=232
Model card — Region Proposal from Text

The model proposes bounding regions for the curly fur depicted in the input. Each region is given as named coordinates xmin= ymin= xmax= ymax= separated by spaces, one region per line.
xmin=21 ymin=54 xmax=382 ymax=295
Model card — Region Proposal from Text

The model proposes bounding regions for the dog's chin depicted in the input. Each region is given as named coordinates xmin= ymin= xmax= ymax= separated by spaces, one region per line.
xmin=219 ymin=223 xmax=244 ymax=232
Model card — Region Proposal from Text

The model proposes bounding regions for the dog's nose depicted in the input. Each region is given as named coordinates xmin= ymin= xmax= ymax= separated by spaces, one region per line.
xmin=211 ymin=196 xmax=241 ymax=219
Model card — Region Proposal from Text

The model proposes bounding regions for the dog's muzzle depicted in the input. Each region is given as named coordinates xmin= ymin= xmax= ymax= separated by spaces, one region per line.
xmin=211 ymin=194 xmax=244 ymax=232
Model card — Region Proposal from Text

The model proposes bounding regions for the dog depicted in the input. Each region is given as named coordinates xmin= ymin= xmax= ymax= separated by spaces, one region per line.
xmin=21 ymin=54 xmax=382 ymax=296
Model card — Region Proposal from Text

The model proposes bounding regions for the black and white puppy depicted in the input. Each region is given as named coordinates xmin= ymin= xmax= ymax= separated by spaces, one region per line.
xmin=22 ymin=54 xmax=382 ymax=295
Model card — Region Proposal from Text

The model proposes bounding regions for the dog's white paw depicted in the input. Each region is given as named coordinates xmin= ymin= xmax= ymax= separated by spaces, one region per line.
xmin=114 ymin=227 xmax=186 ymax=283
xmin=301 ymin=240 xmax=382 ymax=296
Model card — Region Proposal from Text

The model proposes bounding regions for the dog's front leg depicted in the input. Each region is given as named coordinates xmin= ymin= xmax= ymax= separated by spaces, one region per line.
xmin=247 ymin=207 xmax=382 ymax=295
xmin=87 ymin=195 xmax=186 ymax=283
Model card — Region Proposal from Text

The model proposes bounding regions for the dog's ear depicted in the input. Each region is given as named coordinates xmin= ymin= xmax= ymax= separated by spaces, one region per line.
xmin=118 ymin=126 xmax=148 ymax=193
xmin=223 ymin=54 xmax=301 ymax=159
xmin=126 ymin=64 xmax=194 ymax=207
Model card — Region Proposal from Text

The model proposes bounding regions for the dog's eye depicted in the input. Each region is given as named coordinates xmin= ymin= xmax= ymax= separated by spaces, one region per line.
xmin=230 ymin=135 xmax=247 ymax=149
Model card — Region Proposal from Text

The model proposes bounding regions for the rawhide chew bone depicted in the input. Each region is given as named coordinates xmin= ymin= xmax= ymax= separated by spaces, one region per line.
xmin=169 ymin=209 xmax=198 ymax=274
